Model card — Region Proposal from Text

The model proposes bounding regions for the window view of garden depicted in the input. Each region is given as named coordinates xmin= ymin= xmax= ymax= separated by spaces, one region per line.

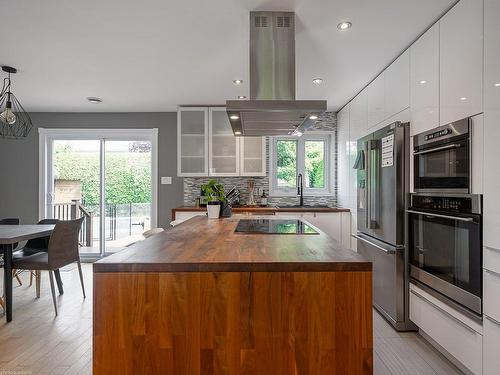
xmin=52 ymin=140 xmax=152 ymax=253
xmin=276 ymin=138 xmax=326 ymax=190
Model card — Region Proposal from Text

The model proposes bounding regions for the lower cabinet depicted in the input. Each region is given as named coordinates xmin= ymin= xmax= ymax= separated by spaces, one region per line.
xmin=483 ymin=315 xmax=500 ymax=375
xmin=409 ymin=283 xmax=483 ymax=374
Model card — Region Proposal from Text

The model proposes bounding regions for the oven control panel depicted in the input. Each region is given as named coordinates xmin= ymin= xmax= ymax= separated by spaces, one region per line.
xmin=410 ymin=194 xmax=482 ymax=214
xmin=424 ymin=128 xmax=452 ymax=141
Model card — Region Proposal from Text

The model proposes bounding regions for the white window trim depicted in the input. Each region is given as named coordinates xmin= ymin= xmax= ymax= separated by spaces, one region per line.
xmin=38 ymin=128 xmax=159 ymax=230
xmin=269 ymin=133 xmax=333 ymax=197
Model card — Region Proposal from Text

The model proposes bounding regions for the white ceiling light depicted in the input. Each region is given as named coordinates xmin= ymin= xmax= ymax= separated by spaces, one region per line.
xmin=87 ymin=97 xmax=103 ymax=103
xmin=419 ymin=80 xmax=427 ymax=84
xmin=229 ymin=115 xmax=239 ymax=120
xmin=233 ymin=79 xmax=243 ymax=85
xmin=495 ymin=83 xmax=500 ymax=87
xmin=460 ymin=97 xmax=467 ymax=101
xmin=237 ymin=95 xmax=246 ymax=99
xmin=312 ymin=78 xmax=323 ymax=85
xmin=234 ymin=131 xmax=241 ymax=135
xmin=337 ymin=21 xmax=352 ymax=31
xmin=309 ymin=114 xmax=318 ymax=120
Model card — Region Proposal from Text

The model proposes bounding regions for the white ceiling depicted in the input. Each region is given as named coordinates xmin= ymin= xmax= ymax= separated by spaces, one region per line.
xmin=0 ymin=0 xmax=456 ymax=112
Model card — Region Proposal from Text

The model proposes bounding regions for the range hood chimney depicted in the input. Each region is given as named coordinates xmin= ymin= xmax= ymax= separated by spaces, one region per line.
xmin=227 ymin=12 xmax=327 ymax=136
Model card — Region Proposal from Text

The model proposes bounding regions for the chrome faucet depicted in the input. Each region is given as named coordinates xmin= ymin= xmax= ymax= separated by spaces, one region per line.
xmin=297 ymin=173 xmax=304 ymax=206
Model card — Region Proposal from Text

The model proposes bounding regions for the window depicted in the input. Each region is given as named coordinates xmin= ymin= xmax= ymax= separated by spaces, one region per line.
xmin=270 ymin=134 xmax=332 ymax=196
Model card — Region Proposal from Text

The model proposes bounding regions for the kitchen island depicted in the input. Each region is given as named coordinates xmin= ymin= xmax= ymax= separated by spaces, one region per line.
xmin=93 ymin=216 xmax=373 ymax=374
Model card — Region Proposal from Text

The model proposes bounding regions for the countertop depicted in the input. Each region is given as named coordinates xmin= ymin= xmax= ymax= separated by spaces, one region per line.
xmin=172 ymin=205 xmax=350 ymax=217
xmin=94 ymin=215 xmax=370 ymax=273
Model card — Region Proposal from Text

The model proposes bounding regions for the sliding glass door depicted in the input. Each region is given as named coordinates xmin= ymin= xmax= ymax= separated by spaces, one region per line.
xmin=39 ymin=129 xmax=158 ymax=257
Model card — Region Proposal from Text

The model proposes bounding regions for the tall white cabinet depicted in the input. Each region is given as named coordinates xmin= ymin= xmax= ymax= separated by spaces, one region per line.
xmin=385 ymin=50 xmax=410 ymax=119
xmin=439 ymin=0 xmax=483 ymax=125
xmin=178 ymin=106 xmax=266 ymax=177
xmin=336 ymin=105 xmax=350 ymax=209
xmin=482 ymin=0 xmax=500 ymax=372
xmin=410 ymin=23 xmax=440 ymax=136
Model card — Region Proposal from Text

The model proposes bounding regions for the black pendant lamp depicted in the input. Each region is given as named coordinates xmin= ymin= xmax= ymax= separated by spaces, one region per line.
xmin=0 ymin=66 xmax=33 ymax=138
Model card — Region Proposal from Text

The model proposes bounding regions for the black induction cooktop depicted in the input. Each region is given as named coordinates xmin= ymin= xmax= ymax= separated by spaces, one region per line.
xmin=234 ymin=219 xmax=319 ymax=235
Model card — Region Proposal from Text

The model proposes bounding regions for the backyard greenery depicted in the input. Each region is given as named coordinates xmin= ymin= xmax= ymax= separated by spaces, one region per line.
xmin=276 ymin=139 xmax=325 ymax=188
xmin=54 ymin=142 xmax=151 ymax=206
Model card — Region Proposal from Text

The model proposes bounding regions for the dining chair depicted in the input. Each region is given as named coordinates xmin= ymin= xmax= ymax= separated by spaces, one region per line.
xmin=0 ymin=218 xmax=21 ymax=310
xmin=12 ymin=217 xmax=85 ymax=316
xmin=12 ymin=219 xmax=59 ymax=297
xmin=0 ymin=218 xmax=22 ymax=285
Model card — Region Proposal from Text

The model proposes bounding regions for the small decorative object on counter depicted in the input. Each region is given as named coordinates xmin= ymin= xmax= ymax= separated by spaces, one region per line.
xmin=247 ymin=179 xmax=256 ymax=206
xmin=199 ymin=187 xmax=208 ymax=207
xmin=260 ymin=190 xmax=268 ymax=207
xmin=201 ymin=179 xmax=225 ymax=219
xmin=195 ymin=197 xmax=200 ymax=208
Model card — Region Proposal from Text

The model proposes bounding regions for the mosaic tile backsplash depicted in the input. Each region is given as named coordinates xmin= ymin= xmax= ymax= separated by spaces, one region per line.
xmin=183 ymin=114 xmax=338 ymax=207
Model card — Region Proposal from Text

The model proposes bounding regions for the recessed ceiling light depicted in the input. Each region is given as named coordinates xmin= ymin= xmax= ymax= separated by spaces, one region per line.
xmin=87 ymin=96 xmax=102 ymax=103
xmin=419 ymin=80 xmax=427 ymax=84
xmin=460 ymin=97 xmax=467 ymax=101
xmin=495 ymin=83 xmax=500 ymax=87
xmin=312 ymin=78 xmax=323 ymax=85
xmin=309 ymin=114 xmax=318 ymax=120
xmin=230 ymin=115 xmax=239 ymax=120
xmin=234 ymin=131 xmax=241 ymax=135
xmin=293 ymin=130 xmax=303 ymax=137
xmin=233 ymin=79 xmax=243 ymax=85
xmin=337 ymin=21 xmax=352 ymax=31
xmin=237 ymin=95 xmax=246 ymax=99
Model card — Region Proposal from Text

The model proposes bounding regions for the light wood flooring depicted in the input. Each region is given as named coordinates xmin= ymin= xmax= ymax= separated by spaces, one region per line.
xmin=0 ymin=265 xmax=463 ymax=374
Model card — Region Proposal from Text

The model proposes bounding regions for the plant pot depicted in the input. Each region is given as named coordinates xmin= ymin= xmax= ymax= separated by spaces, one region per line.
xmin=207 ymin=202 xmax=221 ymax=219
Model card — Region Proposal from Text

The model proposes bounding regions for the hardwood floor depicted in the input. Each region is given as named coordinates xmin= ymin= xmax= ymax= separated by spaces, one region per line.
xmin=0 ymin=265 xmax=463 ymax=374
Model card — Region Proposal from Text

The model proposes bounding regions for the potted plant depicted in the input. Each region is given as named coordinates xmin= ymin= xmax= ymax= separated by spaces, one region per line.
xmin=201 ymin=179 xmax=225 ymax=219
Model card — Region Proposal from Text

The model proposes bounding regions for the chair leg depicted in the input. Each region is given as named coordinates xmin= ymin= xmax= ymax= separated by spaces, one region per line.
xmin=54 ymin=269 xmax=64 ymax=295
xmin=29 ymin=271 xmax=34 ymax=287
xmin=77 ymin=261 xmax=86 ymax=299
xmin=0 ymin=296 xmax=4 ymax=310
xmin=36 ymin=271 xmax=41 ymax=298
xmin=48 ymin=271 xmax=58 ymax=316
xmin=12 ymin=270 xmax=22 ymax=286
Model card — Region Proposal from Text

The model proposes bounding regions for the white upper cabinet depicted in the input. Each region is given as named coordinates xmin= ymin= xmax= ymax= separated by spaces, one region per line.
xmin=410 ymin=23 xmax=439 ymax=136
xmin=367 ymin=73 xmax=385 ymax=128
xmin=337 ymin=105 xmax=350 ymax=208
xmin=350 ymin=90 xmax=368 ymax=138
xmin=240 ymin=136 xmax=266 ymax=176
xmin=439 ymin=0 xmax=483 ymax=125
xmin=177 ymin=107 xmax=209 ymax=176
xmin=483 ymin=0 xmax=500 ymax=251
xmin=385 ymin=50 xmax=410 ymax=119
xmin=209 ymin=107 xmax=239 ymax=176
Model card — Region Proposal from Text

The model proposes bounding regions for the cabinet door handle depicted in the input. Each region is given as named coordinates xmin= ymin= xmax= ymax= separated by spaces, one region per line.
xmin=485 ymin=315 xmax=500 ymax=327
xmin=485 ymin=246 xmax=500 ymax=253
xmin=406 ymin=210 xmax=474 ymax=223
xmin=410 ymin=290 xmax=478 ymax=334
xmin=485 ymin=268 xmax=500 ymax=279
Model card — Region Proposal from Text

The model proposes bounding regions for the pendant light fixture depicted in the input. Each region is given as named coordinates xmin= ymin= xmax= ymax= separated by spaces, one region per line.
xmin=0 ymin=66 xmax=33 ymax=138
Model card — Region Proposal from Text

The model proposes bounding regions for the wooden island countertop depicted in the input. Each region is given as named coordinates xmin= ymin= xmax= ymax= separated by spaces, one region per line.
xmin=93 ymin=216 xmax=373 ymax=375
xmin=94 ymin=216 xmax=370 ymax=273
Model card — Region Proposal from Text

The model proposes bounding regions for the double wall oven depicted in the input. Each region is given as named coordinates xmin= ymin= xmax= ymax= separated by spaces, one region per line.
xmin=410 ymin=118 xmax=482 ymax=317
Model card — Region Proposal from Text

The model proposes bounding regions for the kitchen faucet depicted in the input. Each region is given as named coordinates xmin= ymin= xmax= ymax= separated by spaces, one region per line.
xmin=297 ymin=173 xmax=304 ymax=206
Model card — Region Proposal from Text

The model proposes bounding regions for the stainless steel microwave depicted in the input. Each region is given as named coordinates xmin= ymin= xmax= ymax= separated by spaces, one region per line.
xmin=413 ymin=118 xmax=471 ymax=194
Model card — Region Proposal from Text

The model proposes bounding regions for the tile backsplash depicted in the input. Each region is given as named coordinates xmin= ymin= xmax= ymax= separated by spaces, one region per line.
xmin=183 ymin=113 xmax=337 ymax=207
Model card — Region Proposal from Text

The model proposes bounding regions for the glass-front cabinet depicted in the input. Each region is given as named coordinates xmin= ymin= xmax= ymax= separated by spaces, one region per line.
xmin=240 ymin=136 xmax=266 ymax=176
xmin=177 ymin=106 xmax=266 ymax=177
xmin=209 ymin=107 xmax=239 ymax=176
xmin=177 ymin=107 xmax=208 ymax=176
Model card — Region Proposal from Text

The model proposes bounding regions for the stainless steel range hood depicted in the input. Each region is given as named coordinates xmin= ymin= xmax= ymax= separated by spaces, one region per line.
xmin=226 ymin=11 xmax=327 ymax=136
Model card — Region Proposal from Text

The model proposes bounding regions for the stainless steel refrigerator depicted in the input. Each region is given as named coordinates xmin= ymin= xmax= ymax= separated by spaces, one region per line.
xmin=354 ymin=121 xmax=416 ymax=331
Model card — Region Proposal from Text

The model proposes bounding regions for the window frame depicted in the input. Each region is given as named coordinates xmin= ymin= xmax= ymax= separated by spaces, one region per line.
xmin=269 ymin=133 xmax=333 ymax=197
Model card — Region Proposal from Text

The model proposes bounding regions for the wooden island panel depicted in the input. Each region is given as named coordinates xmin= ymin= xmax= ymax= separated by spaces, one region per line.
xmin=94 ymin=270 xmax=373 ymax=375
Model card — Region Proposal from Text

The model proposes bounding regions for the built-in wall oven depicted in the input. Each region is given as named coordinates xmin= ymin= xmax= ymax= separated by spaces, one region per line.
xmin=408 ymin=194 xmax=482 ymax=316
xmin=413 ymin=118 xmax=470 ymax=193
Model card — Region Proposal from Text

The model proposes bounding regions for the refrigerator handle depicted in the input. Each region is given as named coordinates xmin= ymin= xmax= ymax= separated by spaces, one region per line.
xmin=369 ymin=141 xmax=380 ymax=229
xmin=365 ymin=141 xmax=371 ymax=229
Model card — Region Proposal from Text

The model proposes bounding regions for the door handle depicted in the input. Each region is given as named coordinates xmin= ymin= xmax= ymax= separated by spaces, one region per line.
xmin=365 ymin=142 xmax=371 ymax=229
xmin=351 ymin=234 xmax=397 ymax=254
xmin=413 ymin=143 xmax=462 ymax=156
xmin=406 ymin=210 xmax=474 ymax=223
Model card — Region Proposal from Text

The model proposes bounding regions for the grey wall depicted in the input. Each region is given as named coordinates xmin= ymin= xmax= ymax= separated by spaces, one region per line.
xmin=0 ymin=112 xmax=183 ymax=227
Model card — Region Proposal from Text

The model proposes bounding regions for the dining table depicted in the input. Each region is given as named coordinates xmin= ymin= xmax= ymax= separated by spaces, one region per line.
xmin=0 ymin=224 xmax=55 ymax=322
